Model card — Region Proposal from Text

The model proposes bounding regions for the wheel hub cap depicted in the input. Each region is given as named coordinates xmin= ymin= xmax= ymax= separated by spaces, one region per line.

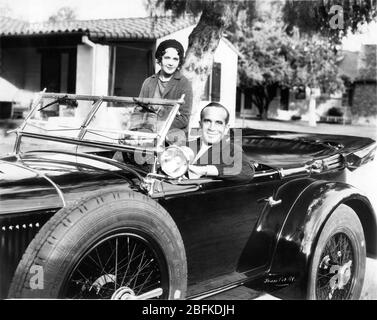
xmin=329 ymin=260 xmax=352 ymax=290
xmin=111 ymin=287 xmax=136 ymax=300
xmin=64 ymin=233 xmax=168 ymax=299
xmin=90 ymin=274 xmax=116 ymax=294
xmin=111 ymin=287 xmax=163 ymax=300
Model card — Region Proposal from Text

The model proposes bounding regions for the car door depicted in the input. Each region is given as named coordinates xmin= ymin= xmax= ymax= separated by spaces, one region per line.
xmin=157 ymin=176 xmax=280 ymax=289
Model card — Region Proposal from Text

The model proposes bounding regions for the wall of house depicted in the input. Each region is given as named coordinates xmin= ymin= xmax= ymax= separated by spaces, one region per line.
xmin=76 ymin=44 xmax=92 ymax=94
xmin=352 ymin=82 xmax=377 ymax=118
xmin=75 ymin=43 xmax=111 ymax=125
xmin=210 ymin=39 xmax=238 ymax=127
xmin=94 ymin=44 xmax=110 ymax=95
xmin=76 ymin=43 xmax=110 ymax=95
xmin=217 ymin=40 xmax=238 ymax=120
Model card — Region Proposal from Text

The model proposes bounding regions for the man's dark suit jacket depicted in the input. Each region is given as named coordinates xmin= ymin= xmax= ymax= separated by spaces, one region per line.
xmin=186 ymin=137 xmax=254 ymax=182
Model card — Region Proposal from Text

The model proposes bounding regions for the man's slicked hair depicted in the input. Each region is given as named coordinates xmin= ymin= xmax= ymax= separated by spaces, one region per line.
xmin=200 ymin=102 xmax=230 ymax=125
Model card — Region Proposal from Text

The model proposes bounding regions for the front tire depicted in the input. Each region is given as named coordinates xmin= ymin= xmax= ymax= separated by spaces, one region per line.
xmin=308 ymin=204 xmax=366 ymax=300
xmin=8 ymin=188 xmax=187 ymax=299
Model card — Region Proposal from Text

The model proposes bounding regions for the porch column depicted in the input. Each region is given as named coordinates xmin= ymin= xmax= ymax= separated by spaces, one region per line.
xmin=76 ymin=38 xmax=110 ymax=126
xmin=76 ymin=37 xmax=110 ymax=95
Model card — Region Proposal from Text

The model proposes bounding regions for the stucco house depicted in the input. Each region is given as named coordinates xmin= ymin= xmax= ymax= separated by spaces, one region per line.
xmin=236 ymin=43 xmax=377 ymax=124
xmin=0 ymin=15 xmax=239 ymax=126
xmin=339 ymin=44 xmax=377 ymax=124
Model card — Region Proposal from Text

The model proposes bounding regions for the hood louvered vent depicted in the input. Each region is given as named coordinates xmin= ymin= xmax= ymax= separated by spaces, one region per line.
xmin=0 ymin=210 xmax=56 ymax=298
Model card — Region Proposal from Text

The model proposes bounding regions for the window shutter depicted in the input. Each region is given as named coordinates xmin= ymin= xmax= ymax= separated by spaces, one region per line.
xmin=201 ymin=75 xmax=210 ymax=101
xmin=211 ymin=62 xmax=221 ymax=102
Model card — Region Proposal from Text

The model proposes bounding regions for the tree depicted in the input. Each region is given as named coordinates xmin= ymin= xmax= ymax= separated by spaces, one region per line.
xmin=145 ymin=0 xmax=256 ymax=124
xmin=283 ymin=0 xmax=377 ymax=43
xmin=145 ymin=0 xmax=376 ymax=122
xmin=233 ymin=2 xmax=291 ymax=119
xmin=234 ymin=2 xmax=344 ymax=119
xmin=48 ymin=7 xmax=76 ymax=23
xmin=291 ymin=35 xmax=344 ymax=93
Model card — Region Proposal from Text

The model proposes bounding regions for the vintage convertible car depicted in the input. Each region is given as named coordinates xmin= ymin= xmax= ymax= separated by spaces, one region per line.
xmin=1 ymin=92 xmax=376 ymax=300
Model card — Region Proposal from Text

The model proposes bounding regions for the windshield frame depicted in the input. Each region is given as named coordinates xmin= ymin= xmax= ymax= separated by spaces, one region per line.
xmin=14 ymin=92 xmax=182 ymax=154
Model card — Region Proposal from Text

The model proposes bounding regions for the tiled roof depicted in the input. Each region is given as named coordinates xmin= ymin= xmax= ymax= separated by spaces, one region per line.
xmin=0 ymin=16 xmax=196 ymax=40
xmin=0 ymin=16 xmax=27 ymax=34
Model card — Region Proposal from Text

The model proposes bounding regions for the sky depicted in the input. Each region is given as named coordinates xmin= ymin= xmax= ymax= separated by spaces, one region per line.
xmin=342 ymin=21 xmax=377 ymax=51
xmin=0 ymin=0 xmax=148 ymax=21
xmin=0 ymin=0 xmax=375 ymax=51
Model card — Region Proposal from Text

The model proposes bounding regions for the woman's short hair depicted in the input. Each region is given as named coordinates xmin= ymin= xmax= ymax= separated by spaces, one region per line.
xmin=155 ymin=39 xmax=185 ymax=67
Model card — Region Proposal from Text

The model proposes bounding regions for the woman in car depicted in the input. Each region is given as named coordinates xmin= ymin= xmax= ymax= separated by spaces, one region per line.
xmin=138 ymin=39 xmax=193 ymax=133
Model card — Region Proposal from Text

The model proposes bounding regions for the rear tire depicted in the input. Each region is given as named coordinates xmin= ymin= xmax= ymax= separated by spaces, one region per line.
xmin=308 ymin=204 xmax=366 ymax=300
xmin=8 ymin=188 xmax=187 ymax=299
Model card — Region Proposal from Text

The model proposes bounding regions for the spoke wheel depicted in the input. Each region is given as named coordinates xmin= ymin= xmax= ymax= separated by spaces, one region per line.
xmin=9 ymin=188 xmax=187 ymax=299
xmin=63 ymin=230 xmax=168 ymax=299
xmin=315 ymin=233 xmax=355 ymax=300
xmin=308 ymin=204 xmax=366 ymax=300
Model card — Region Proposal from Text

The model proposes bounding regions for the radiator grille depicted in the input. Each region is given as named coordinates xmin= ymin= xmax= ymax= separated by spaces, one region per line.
xmin=0 ymin=211 xmax=55 ymax=298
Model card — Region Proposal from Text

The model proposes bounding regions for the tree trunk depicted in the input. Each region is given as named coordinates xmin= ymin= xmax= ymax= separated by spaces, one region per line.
xmin=251 ymin=95 xmax=264 ymax=118
xmin=251 ymin=85 xmax=266 ymax=119
xmin=251 ymin=85 xmax=274 ymax=120
xmin=261 ymin=103 xmax=268 ymax=120
xmin=181 ymin=2 xmax=235 ymax=129
xmin=252 ymin=84 xmax=277 ymax=120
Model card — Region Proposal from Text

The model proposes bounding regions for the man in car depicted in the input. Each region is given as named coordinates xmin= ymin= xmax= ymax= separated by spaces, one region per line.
xmin=186 ymin=102 xmax=254 ymax=181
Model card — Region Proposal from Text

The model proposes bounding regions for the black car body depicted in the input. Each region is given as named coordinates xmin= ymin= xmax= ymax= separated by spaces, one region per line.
xmin=1 ymin=92 xmax=376 ymax=300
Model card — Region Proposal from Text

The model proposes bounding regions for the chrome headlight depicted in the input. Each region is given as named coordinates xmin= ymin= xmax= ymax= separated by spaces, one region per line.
xmin=159 ymin=145 xmax=194 ymax=178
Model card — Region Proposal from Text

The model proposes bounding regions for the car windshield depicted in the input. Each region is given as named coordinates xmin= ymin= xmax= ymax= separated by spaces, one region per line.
xmin=20 ymin=93 xmax=180 ymax=152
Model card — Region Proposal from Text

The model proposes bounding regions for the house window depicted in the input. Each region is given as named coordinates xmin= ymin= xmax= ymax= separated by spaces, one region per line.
xmin=40 ymin=49 xmax=76 ymax=93
xmin=113 ymin=45 xmax=154 ymax=97
xmin=201 ymin=62 xmax=222 ymax=102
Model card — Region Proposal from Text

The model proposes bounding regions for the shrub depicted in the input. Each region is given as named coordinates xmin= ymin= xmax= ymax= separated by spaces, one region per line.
xmin=327 ymin=107 xmax=343 ymax=117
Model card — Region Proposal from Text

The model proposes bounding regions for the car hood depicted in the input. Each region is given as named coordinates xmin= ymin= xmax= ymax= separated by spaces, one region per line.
xmin=0 ymin=151 xmax=142 ymax=215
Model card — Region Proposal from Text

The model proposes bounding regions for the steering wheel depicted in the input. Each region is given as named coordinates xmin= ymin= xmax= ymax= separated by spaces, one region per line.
xmin=132 ymin=98 xmax=157 ymax=114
